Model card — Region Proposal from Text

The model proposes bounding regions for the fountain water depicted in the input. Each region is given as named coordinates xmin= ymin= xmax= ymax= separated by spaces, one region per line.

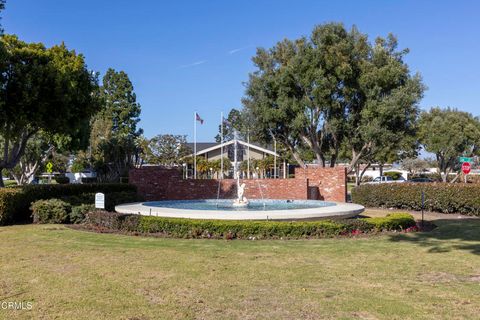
xmin=215 ymin=179 xmax=221 ymax=208
xmin=254 ymin=170 xmax=266 ymax=208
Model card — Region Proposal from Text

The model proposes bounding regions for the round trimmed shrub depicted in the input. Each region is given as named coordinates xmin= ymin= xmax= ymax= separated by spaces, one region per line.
xmin=31 ymin=199 xmax=71 ymax=224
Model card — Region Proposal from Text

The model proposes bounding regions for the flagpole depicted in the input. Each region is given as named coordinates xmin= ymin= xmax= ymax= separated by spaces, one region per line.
xmin=247 ymin=129 xmax=250 ymax=179
xmin=220 ymin=112 xmax=224 ymax=179
xmin=194 ymin=112 xmax=197 ymax=179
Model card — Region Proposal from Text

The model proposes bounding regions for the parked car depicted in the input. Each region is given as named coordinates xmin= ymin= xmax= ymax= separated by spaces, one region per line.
xmin=366 ymin=176 xmax=406 ymax=184
xmin=409 ymin=177 xmax=434 ymax=183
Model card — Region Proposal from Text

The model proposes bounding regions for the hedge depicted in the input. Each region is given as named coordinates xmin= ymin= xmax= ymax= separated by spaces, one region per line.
xmin=31 ymin=199 xmax=71 ymax=224
xmin=0 ymin=183 xmax=138 ymax=225
xmin=351 ymin=183 xmax=480 ymax=216
xmin=83 ymin=211 xmax=416 ymax=239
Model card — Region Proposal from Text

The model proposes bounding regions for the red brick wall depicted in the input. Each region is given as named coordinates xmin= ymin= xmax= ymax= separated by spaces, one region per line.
xmin=294 ymin=166 xmax=347 ymax=202
xmin=130 ymin=165 xmax=346 ymax=202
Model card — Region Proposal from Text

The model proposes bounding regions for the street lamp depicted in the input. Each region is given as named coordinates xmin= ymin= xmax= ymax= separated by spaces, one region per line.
xmin=182 ymin=163 xmax=187 ymax=179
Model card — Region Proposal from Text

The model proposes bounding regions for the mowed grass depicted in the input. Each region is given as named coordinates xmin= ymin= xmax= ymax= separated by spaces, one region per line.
xmin=0 ymin=216 xmax=479 ymax=319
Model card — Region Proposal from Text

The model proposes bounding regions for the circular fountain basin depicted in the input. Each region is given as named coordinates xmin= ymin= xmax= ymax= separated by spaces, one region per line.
xmin=115 ymin=199 xmax=364 ymax=221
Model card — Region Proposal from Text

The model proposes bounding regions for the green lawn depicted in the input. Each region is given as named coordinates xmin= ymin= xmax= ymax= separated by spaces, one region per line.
xmin=0 ymin=216 xmax=479 ymax=319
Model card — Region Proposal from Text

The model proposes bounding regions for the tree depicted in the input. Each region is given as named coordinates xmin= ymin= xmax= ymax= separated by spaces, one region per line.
xmin=343 ymin=34 xmax=423 ymax=180
xmin=215 ymin=108 xmax=246 ymax=142
xmin=145 ymin=134 xmax=189 ymax=165
xmin=418 ymin=107 xmax=480 ymax=182
xmin=400 ymin=157 xmax=430 ymax=175
xmin=242 ymin=23 xmax=423 ymax=172
xmin=101 ymin=68 xmax=142 ymax=139
xmin=0 ymin=35 xmax=99 ymax=186
xmin=91 ymin=68 xmax=143 ymax=181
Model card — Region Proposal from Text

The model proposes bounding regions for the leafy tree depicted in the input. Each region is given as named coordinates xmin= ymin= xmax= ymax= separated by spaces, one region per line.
xmin=195 ymin=157 xmax=209 ymax=178
xmin=243 ymin=23 xmax=423 ymax=172
xmin=418 ymin=107 xmax=480 ymax=182
xmin=344 ymin=34 xmax=423 ymax=179
xmin=400 ymin=157 xmax=430 ymax=174
xmin=0 ymin=35 xmax=99 ymax=186
xmin=91 ymin=68 xmax=143 ymax=181
xmin=212 ymin=157 xmax=231 ymax=177
xmin=145 ymin=134 xmax=189 ymax=165
xmin=215 ymin=108 xmax=247 ymax=142
xmin=71 ymin=150 xmax=90 ymax=173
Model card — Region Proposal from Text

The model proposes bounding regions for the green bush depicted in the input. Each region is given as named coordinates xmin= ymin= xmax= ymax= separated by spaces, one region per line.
xmin=0 ymin=183 xmax=138 ymax=225
xmin=0 ymin=189 xmax=24 ymax=225
xmin=351 ymin=183 xmax=480 ymax=215
xmin=84 ymin=210 xmax=140 ymax=230
xmin=31 ymin=199 xmax=71 ymax=224
xmin=70 ymin=204 xmax=95 ymax=224
xmin=362 ymin=213 xmax=416 ymax=231
xmin=83 ymin=211 xmax=416 ymax=239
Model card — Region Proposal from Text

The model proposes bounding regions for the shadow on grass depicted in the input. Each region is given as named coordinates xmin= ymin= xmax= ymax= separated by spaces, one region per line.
xmin=388 ymin=218 xmax=480 ymax=255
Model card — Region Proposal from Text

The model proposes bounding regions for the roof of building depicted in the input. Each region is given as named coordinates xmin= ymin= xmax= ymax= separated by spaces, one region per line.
xmin=185 ymin=142 xmax=218 ymax=153
xmin=185 ymin=140 xmax=278 ymax=157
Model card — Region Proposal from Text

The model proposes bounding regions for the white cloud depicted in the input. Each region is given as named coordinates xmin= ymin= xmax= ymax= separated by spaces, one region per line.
xmin=228 ymin=45 xmax=253 ymax=55
xmin=178 ymin=60 xmax=207 ymax=68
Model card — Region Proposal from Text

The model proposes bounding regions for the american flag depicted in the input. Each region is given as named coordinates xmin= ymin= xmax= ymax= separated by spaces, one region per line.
xmin=195 ymin=112 xmax=204 ymax=124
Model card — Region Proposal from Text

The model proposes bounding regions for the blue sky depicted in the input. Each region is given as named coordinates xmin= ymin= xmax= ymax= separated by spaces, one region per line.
xmin=3 ymin=0 xmax=480 ymax=141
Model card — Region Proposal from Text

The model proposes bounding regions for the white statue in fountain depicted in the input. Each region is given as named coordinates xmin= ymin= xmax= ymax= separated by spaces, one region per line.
xmin=233 ymin=172 xmax=249 ymax=207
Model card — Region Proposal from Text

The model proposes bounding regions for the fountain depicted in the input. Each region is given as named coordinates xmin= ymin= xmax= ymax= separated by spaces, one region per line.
xmin=232 ymin=172 xmax=249 ymax=207
xmin=116 ymin=124 xmax=365 ymax=220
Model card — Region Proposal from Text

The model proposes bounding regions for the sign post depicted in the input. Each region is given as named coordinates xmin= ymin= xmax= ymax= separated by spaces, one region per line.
xmin=95 ymin=192 xmax=105 ymax=209
xmin=46 ymin=162 xmax=53 ymax=184
xmin=461 ymin=162 xmax=471 ymax=183
xmin=421 ymin=191 xmax=425 ymax=228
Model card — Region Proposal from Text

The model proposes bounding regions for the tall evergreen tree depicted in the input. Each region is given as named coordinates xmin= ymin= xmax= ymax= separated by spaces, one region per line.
xmin=90 ymin=68 xmax=143 ymax=181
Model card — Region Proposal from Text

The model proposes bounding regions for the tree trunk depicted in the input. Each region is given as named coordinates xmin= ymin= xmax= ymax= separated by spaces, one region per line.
xmin=357 ymin=163 xmax=371 ymax=186
xmin=301 ymin=134 xmax=323 ymax=166
xmin=347 ymin=142 xmax=372 ymax=175
xmin=0 ymin=170 xmax=4 ymax=188
xmin=283 ymin=139 xmax=306 ymax=168
xmin=441 ymin=172 xmax=448 ymax=183
xmin=329 ymin=153 xmax=337 ymax=168
xmin=0 ymin=129 xmax=35 ymax=187
xmin=354 ymin=163 xmax=361 ymax=186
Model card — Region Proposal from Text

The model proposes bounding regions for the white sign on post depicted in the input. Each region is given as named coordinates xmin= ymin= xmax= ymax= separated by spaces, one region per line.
xmin=95 ymin=192 xmax=105 ymax=209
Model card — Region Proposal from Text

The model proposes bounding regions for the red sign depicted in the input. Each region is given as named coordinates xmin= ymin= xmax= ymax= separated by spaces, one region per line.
xmin=462 ymin=162 xmax=471 ymax=174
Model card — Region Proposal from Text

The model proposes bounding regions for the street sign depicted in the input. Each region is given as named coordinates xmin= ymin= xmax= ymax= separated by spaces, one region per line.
xmin=462 ymin=162 xmax=471 ymax=175
xmin=95 ymin=192 xmax=105 ymax=209
xmin=46 ymin=162 xmax=53 ymax=173
xmin=459 ymin=157 xmax=473 ymax=163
